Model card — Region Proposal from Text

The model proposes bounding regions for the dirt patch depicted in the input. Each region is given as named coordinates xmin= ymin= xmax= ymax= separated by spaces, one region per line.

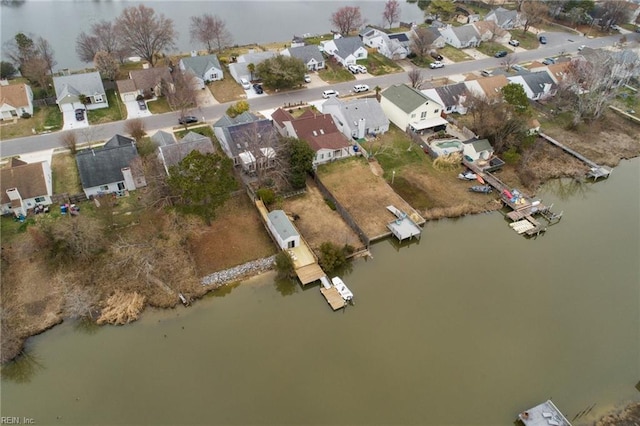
xmin=281 ymin=178 xmax=362 ymax=252
xmin=317 ymin=157 xmax=423 ymax=240
xmin=188 ymin=192 xmax=276 ymax=277
xmin=595 ymin=401 xmax=640 ymax=426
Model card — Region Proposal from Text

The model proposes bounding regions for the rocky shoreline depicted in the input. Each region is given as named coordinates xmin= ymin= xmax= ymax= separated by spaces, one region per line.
xmin=201 ymin=255 xmax=277 ymax=288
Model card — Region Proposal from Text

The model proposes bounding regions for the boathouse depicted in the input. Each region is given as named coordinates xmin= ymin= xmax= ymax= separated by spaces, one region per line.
xmin=266 ymin=210 xmax=300 ymax=250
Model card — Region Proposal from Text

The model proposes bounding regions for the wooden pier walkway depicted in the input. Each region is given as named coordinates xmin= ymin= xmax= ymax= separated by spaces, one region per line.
xmin=538 ymin=132 xmax=611 ymax=180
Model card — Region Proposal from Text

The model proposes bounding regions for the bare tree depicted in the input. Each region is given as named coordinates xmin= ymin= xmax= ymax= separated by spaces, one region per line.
xmin=76 ymin=20 xmax=126 ymax=64
xmin=20 ymin=56 xmax=50 ymax=91
xmin=189 ymin=14 xmax=233 ymax=53
xmin=34 ymin=36 xmax=56 ymax=76
xmin=94 ymin=51 xmax=119 ymax=81
xmin=501 ymin=53 xmax=518 ymax=71
xmin=383 ymin=0 xmax=401 ymax=28
xmin=125 ymin=119 xmax=146 ymax=142
xmin=61 ymin=131 xmax=79 ymax=154
xmin=167 ymin=69 xmax=197 ymax=123
xmin=467 ymin=92 xmax=527 ymax=153
xmin=411 ymin=27 xmax=437 ymax=59
xmin=408 ymin=68 xmax=425 ymax=89
xmin=331 ymin=6 xmax=364 ymax=35
xmin=596 ymin=0 xmax=630 ymax=30
xmin=521 ymin=0 xmax=549 ymax=34
xmin=114 ymin=5 xmax=177 ymax=66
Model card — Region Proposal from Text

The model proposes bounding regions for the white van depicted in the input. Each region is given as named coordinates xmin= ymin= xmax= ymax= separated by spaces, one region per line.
xmin=322 ymin=89 xmax=339 ymax=99
xmin=240 ymin=78 xmax=251 ymax=90
xmin=353 ymin=84 xmax=369 ymax=93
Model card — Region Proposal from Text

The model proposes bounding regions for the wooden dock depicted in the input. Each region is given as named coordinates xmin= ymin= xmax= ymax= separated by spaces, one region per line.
xmin=539 ymin=132 xmax=611 ymax=180
xmin=320 ymin=286 xmax=346 ymax=310
xmin=386 ymin=205 xmax=422 ymax=241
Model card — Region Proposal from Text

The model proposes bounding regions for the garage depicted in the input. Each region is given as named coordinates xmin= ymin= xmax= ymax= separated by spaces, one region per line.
xmin=60 ymin=102 xmax=75 ymax=112
xmin=123 ymin=93 xmax=136 ymax=102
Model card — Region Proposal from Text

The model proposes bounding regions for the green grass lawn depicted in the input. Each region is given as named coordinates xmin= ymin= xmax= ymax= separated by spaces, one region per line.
xmin=476 ymin=41 xmax=513 ymax=57
xmin=87 ymin=90 xmax=125 ymax=124
xmin=508 ymin=30 xmax=540 ymax=50
xmin=303 ymin=33 xmax=334 ymax=46
xmin=174 ymin=125 xmax=216 ymax=140
xmin=362 ymin=53 xmax=403 ymax=76
xmin=147 ymin=97 xmax=172 ymax=114
xmin=439 ymin=46 xmax=474 ymax=62
xmin=319 ymin=61 xmax=355 ymax=84
xmin=360 ymin=126 xmax=428 ymax=178
xmin=51 ymin=153 xmax=82 ymax=194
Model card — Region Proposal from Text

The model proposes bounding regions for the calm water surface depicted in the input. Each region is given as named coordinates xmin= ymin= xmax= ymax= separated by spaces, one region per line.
xmin=1 ymin=158 xmax=639 ymax=425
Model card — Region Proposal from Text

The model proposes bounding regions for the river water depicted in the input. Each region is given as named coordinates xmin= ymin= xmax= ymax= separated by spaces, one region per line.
xmin=1 ymin=158 xmax=638 ymax=425
xmin=0 ymin=0 xmax=425 ymax=72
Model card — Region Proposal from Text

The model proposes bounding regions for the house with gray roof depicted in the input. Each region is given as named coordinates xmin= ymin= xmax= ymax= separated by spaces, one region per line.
xmin=463 ymin=139 xmax=494 ymax=162
xmin=360 ymin=27 xmax=408 ymax=60
xmin=1 ymin=158 xmax=53 ymax=217
xmin=116 ymin=66 xmax=173 ymax=102
xmin=380 ymin=84 xmax=447 ymax=133
xmin=179 ymin=54 xmax=223 ymax=90
xmin=212 ymin=112 xmax=279 ymax=174
xmin=428 ymin=82 xmax=469 ymax=115
xmin=321 ymin=36 xmax=368 ymax=66
xmin=440 ymin=24 xmax=481 ymax=48
xmin=322 ymin=97 xmax=389 ymax=140
xmin=150 ymin=130 xmax=176 ymax=148
xmin=281 ymin=45 xmax=325 ymax=70
xmin=485 ymin=7 xmax=520 ymax=29
xmin=266 ymin=210 xmax=300 ymax=250
xmin=507 ymin=71 xmax=557 ymax=100
xmin=157 ymin=131 xmax=216 ymax=175
xmin=75 ymin=134 xmax=146 ymax=198
xmin=228 ymin=51 xmax=278 ymax=83
xmin=53 ymin=71 xmax=108 ymax=112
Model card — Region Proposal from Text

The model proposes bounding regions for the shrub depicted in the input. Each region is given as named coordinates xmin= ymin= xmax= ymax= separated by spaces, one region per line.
xmin=323 ymin=197 xmax=336 ymax=210
xmin=256 ymin=188 xmax=276 ymax=205
xmin=274 ymin=251 xmax=295 ymax=278
xmin=20 ymin=112 xmax=31 ymax=119
xmin=502 ymin=146 xmax=521 ymax=164
xmin=318 ymin=242 xmax=352 ymax=273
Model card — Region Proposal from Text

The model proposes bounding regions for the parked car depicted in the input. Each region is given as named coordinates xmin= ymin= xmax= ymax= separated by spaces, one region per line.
xmin=240 ymin=78 xmax=251 ymax=90
xmin=322 ymin=89 xmax=339 ymax=99
xmin=480 ymin=69 xmax=493 ymax=77
xmin=511 ymin=64 xmax=527 ymax=72
xmin=508 ymin=39 xmax=520 ymax=47
xmin=137 ymin=100 xmax=147 ymax=110
xmin=252 ymin=84 xmax=263 ymax=94
xmin=542 ymin=57 xmax=556 ymax=65
xmin=577 ymin=44 xmax=586 ymax=51
xmin=538 ymin=35 xmax=547 ymax=44
xmin=304 ymin=74 xmax=311 ymax=83
xmin=635 ymin=27 xmax=640 ymax=33
xmin=430 ymin=51 xmax=443 ymax=61
xmin=611 ymin=24 xmax=621 ymax=31
xmin=347 ymin=64 xmax=359 ymax=74
xmin=355 ymin=64 xmax=367 ymax=74
xmin=75 ymin=108 xmax=84 ymax=121
xmin=430 ymin=61 xmax=444 ymax=69
xmin=353 ymin=84 xmax=369 ymax=93
xmin=178 ymin=115 xmax=198 ymax=125
xmin=494 ymin=50 xmax=508 ymax=58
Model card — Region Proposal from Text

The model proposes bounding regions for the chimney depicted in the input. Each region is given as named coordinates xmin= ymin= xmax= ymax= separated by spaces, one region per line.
xmin=357 ymin=118 xmax=366 ymax=139
xmin=190 ymin=50 xmax=198 ymax=57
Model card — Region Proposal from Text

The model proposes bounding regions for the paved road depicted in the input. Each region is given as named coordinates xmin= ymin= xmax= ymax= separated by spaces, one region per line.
xmin=0 ymin=32 xmax=628 ymax=158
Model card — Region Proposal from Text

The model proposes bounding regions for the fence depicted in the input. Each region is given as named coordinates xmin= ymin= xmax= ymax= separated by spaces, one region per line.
xmin=33 ymin=97 xmax=57 ymax=107
xmin=311 ymin=171 xmax=370 ymax=248
xmin=51 ymin=192 xmax=88 ymax=205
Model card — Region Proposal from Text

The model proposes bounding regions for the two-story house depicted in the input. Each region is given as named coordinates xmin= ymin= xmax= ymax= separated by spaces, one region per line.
xmin=380 ymin=84 xmax=447 ymax=133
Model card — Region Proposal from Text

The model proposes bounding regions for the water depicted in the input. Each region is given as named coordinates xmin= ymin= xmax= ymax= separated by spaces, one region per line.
xmin=0 ymin=0 xmax=425 ymax=72
xmin=1 ymin=158 xmax=638 ymax=425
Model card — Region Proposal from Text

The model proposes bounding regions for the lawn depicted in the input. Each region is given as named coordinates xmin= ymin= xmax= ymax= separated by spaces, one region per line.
xmin=361 ymin=53 xmax=403 ymax=76
xmin=508 ymin=30 xmax=540 ymax=50
xmin=476 ymin=41 xmax=513 ymax=57
xmin=209 ymin=69 xmax=245 ymax=103
xmin=318 ymin=60 xmax=355 ymax=84
xmin=439 ymin=46 xmax=474 ymax=62
xmin=87 ymin=89 xmax=125 ymax=124
xmin=361 ymin=126 xmax=428 ymax=179
xmin=0 ymin=105 xmax=62 ymax=140
xmin=303 ymin=33 xmax=334 ymax=46
xmin=147 ymin=96 xmax=172 ymax=114
xmin=174 ymin=125 xmax=216 ymax=140
xmin=51 ymin=153 xmax=82 ymax=194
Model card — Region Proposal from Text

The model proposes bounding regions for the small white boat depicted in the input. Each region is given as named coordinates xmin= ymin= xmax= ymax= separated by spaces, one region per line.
xmin=331 ymin=277 xmax=354 ymax=302
xmin=458 ymin=171 xmax=477 ymax=180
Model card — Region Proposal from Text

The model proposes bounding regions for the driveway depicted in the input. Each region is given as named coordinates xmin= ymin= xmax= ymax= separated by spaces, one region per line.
xmin=303 ymin=72 xmax=327 ymax=89
xmin=62 ymin=109 xmax=89 ymax=131
xmin=195 ymin=88 xmax=218 ymax=107
xmin=465 ymin=49 xmax=492 ymax=60
xmin=124 ymin=100 xmax=152 ymax=119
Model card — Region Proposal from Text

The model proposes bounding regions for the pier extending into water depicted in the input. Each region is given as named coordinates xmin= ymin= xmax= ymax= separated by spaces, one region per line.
xmin=386 ymin=205 xmax=422 ymax=241
xmin=538 ymin=132 xmax=611 ymax=180
xmin=518 ymin=399 xmax=572 ymax=426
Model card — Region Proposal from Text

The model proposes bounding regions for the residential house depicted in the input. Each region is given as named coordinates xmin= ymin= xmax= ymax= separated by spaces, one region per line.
xmin=53 ymin=71 xmax=108 ymax=112
xmin=388 ymin=31 xmax=413 ymax=49
xmin=485 ymin=7 xmax=520 ymax=29
xmin=463 ymin=138 xmax=494 ymax=162
xmin=360 ymin=27 xmax=408 ymax=60
xmin=117 ymin=66 xmax=173 ymax=102
xmin=423 ymin=27 xmax=446 ymax=49
xmin=271 ymin=108 xmax=355 ymax=166
xmin=507 ymin=71 xmax=557 ymax=100
xmin=75 ymin=134 xmax=146 ymax=198
xmin=320 ymin=36 xmax=368 ymax=66
xmin=467 ymin=14 xmax=481 ymax=24
xmin=0 ymin=83 xmax=34 ymax=120
xmin=266 ymin=210 xmax=300 ymax=250
xmin=157 ymin=131 xmax=216 ymax=175
xmin=473 ymin=21 xmax=511 ymax=44
xmin=440 ymin=24 xmax=481 ymax=49
xmin=179 ymin=53 xmax=224 ymax=90
xmin=281 ymin=45 xmax=325 ymax=70
xmin=150 ymin=130 xmax=177 ymax=148
xmin=291 ymin=35 xmax=306 ymax=48
xmin=380 ymin=84 xmax=448 ymax=133
xmin=464 ymin=74 xmax=510 ymax=101
xmin=322 ymin=97 xmax=389 ymax=139
xmin=423 ymin=83 xmax=469 ymax=115
xmin=213 ymin=111 xmax=279 ymax=174
xmin=1 ymin=158 xmax=53 ymax=217
xmin=530 ymin=62 xmax=571 ymax=84
xmin=228 ymin=51 xmax=278 ymax=83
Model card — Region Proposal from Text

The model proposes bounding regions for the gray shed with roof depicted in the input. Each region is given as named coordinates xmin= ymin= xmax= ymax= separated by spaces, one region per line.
xmin=266 ymin=210 xmax=300 ymax=249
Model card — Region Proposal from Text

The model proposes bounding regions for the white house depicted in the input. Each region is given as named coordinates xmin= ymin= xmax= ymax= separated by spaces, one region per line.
xmin=463 ymin=139 xmax=494 ymax=161
xmin=423 ymin=82 xmax=469 ymax=115
xmin=53 ymin=71 xmax=108 ymax=112
xmin=0 ymin=82 xmax=34 ymax=120
xmin=266 ymin=210 xmax=300 ymax=250
xmin=507 ymin=71 xmax=557 ymax=100
xmin=321 ymin=36 xmax=368 ymax=66
xmin=440 ymin=24 xmax=481 ymax=49
xmin=281 ymin=45 xmax=325 ymax=70
xmin=0 ymin=158 xmax=53 ymax=217
xmin=360 ymin=27 xmax=408 ymax=60
xmin=322 ymin=97 xmax=389 ymax=140
xmin=228 ymin=51 xmax=278 ymax=83
xmin=380 ymin=84 xmax=448 ymax=133
xmin=179 ymin=53 xmax=224 ymax=89
xmin=485 ymin=7 xmax=520 ymax=30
